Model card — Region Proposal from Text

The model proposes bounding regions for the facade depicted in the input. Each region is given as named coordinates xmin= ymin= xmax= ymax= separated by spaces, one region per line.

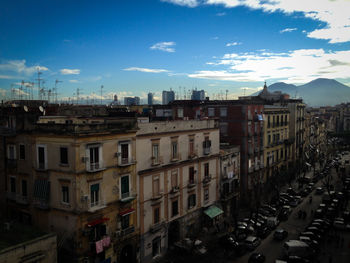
xmin=219 ymin=144 xmax=240 ymax=221
xmin=191 ymin=90 xmax=205 ymax=101
xmin=263 ymin=105 xmax=292 ymax=189
xmin=124 ymin=97 xmax=140 ymax=106
xmin=0 ymin=230 xmax=57 ymax=263
xmin=1 ymin=110 xmax=140 ymax=263
xmin=162 ymin=90 xmax=175 ymax=105
xmin=136 ymin=119 xmax=221 ymax=263
xmin=148 ymin=93 xmax=153 ymax=106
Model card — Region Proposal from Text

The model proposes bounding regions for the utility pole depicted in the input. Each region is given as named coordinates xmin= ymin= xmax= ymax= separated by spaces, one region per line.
xmin=100 ymin=85 xmax=104 ymax=105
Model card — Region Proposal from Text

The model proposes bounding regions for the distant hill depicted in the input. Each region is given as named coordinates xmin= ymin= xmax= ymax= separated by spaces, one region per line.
xmin=251 ymin=78 xmax=350 ymax=106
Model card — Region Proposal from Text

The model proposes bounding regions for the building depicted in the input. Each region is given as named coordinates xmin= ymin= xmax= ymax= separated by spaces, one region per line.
xmin=136 ymin=119 xmax=221 ymax=263
xmin=219 ymin=144 xmax=240 ymax=221
xmin=0 ymin=223 xmax=57 ymax=263
xmin=162 ymin=90 xmax=175 ymax=105
xmin=263 ymin=105 xmax=292 ymax=193
xmin=191 ymin=90 xmax=205 ymax=101
xmin=148 ymin=93 xmax=153 ymax=105
xmin=124 ymin=97 xmax=140 ymax=106
xmin=1 ymin=105 xmax=140 ymax=263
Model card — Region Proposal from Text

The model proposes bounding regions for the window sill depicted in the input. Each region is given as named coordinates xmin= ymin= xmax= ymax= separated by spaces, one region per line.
xmin=59 ymin=163 xmax=69 ymax=167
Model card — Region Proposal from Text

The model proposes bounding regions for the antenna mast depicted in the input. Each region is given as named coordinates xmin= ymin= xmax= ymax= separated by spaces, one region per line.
xmin=54 ymin=79 xmax=62 ymax=103
xmin=36 ymin=69 xmax=42 ymax=100
xmin=100 ymin=85 xmax=104 ymax=105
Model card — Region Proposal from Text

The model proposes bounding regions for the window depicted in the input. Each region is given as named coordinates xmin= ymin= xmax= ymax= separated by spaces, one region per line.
xmin=171 ymin=141 xmax=178 ymax=159
xmin=188 ymin=194 xmax=196 ymax=209
xmin=189 ymin=167 xmax=195 ymax=184
xmin=152 ymin=144 xmax=159 ymax=163
xmin=220 ymin=107 xmax=227 ymax=117
xmin=121 ymin=175 xmax=130 ymax=199
xmin=153 ymin=206 xmax=160 ymax=224
xmin=268 ymin=116 xmax=271 ymax=127
xmin=120 ymin=142 xmax=130 ymax=164
xmin=10 ymin=177 xmax=16 ymax=193
xmin=189 ymin=138 xmax=194 ymax=156
xmin=22 ymin=180 xmax=27 ymax=196
xmin=152 ymin=237 xmax=161 ymax=258
xmin=268 ymin=135 xmax=271 ymax=145
xmin=60 ymin=147 xmax=68 ymax=165
xmin=177 ymin=108 xmax=184 ymax=118
xmin=171 ymin=170 xmax=178 ymax=188
xmin=172 ymin=199 xmax=179 ymax=217
xmin=220 ymin=123 xmax=228 ymax=136
xmin=7 ymin=145 xmax=16 ymax=160
xmin=204 ymin=163 xmax=209 ymax=178
xmin=89 ymin=146 xmax=99 ymax=170
xmin=204 ymin=188 xmax=209 ymax=202
xmin=208 ymin=108 xmax=215 ymax=117
xmin=37 ymin=145 xmax=46 ymax=169
xmin=19 ymin=144 xmax=25 ymax=160
xmin=62 ymin=186 xmax=69 ymax=204
xmin=203 ymin=137 xmax=211 ymax=155
xmin=121 ymin=214 xmax=130 ymax=230
xmin=90 ymin=183 xmax=100 ymax=207
xmin=153 ymin=176 xmax=160 ymax=196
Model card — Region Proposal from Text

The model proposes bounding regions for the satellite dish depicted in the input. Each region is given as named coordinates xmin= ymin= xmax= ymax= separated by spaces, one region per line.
xmin=39 ymin=106 xmax=44 ymax=112
xmin=23 ymin=105 xmax=28 ymax=112
xmin=43 ymin=110 xmax=46 ymax=116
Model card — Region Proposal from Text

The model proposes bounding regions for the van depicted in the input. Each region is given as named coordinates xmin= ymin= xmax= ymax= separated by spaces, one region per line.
xmin=283 ymin=240 xmax=314 ymax=258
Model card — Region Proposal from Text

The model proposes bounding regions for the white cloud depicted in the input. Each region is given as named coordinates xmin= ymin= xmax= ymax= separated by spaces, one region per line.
xmin=226 ymin=42 xmax=241 ymax=46
xmin=0 ymin=88 xmax=7 ymax=97
xmin=150 ymin=41 xmax=176 ymax=52
xmin=161 ymin=0 xmax=199 ymax=7
xmin=169 ymin=0 xmax=350 ymax=43
xmin=60 ymin=69 xmax=80 ymax=75
xmin=123 ymin=67 xmax=169 ymax=73
xmin=69 ymin=80 xmax=80 ymax=83
xmin=0 ymin=60 xmax=48 ymax=75
xmin=11 ymin=88 xmax=29 ymax=96
xmin=211 ymin=36 xmax=219 ymax=40
xmin=280 ymin=28 xmax=297 ymax=33
xmin=216 ymin=12 xmax=226 ymax=16
xmin=0 ymin=75 xmax=16 ymax=79
xmin=188 ymin=48 xmax=350 ymax=83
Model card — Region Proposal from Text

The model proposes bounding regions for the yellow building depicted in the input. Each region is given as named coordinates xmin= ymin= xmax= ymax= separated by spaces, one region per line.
xmin=4 ymin=115 xmax=139 ymax=263
xmin=263 ymin=105 xmax=292 ymax=185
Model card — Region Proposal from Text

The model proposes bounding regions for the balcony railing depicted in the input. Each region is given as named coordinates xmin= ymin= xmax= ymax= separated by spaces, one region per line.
xmin=118 ymin=157 xmax=135 ymax=167
xmin=188 ymin=150 xmax=198 ymax=159
xmin=170 ymin=186 xmax=180 ymax=194
xmin=33 ymin=198 xmax=50 ymax=210
xmin=16 ymin=194 xmax=29 ymax=204
xmin=171 ymin=153 xmax=181 ymax=162
xmin=151 ymin=191 xmax=163 ymax=200
xmin=86 ymin=161 xmax=104 ymax=172
xmin=188 ymin=179 xmax=196 ymax=188
xmin=150 ymin=221 xmax=165 ymax=233
xmin=151 ymin=156 xmax=163 ymax=166
xmin=203 ymin=175 xmax=211 ymax=184
xmin=203 ymin=147 xmax=211 ymax=155
xmin=120 ymin=226 xmax=135 ymax=237
xmin=88 ymin=198 xmax=106 ymax=212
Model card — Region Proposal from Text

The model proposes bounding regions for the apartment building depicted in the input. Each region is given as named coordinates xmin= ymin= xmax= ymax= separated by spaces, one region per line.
xmin=1 ymin=109 xmax=139 ymax=263
xmin=136 ymin=119 xmax=221 ymax=263
xmin=263 ymin=105 xmax=292 ymax=185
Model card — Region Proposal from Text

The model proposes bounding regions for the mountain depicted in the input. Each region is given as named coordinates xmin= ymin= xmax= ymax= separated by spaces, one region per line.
xmin=252 ymin=78 xmax=350 ymax=106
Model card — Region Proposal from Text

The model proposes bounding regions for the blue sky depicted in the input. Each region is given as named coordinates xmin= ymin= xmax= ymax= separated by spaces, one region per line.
xmin=1 ymin=0 xmax=350 ymax=103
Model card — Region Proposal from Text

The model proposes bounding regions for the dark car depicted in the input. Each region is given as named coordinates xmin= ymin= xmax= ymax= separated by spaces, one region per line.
xmin=257 ymin=226 xmax=270 ymax=239
xmin=273 ymin=229 xmax=288 ymax=240
xmin=278 ymin=210 xmax=289 ymax=221
xmin=248 ymin=252 xmax=266 ymax=263
xmin=285 ymin=255 xmax=311 ymax=263
xmin=315 ymin=187 xmax=324 ymax=195
xmin=219 ymin=234 xmax=239 ymax=250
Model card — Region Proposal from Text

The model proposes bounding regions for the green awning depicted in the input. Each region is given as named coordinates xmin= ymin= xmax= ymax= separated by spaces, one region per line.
xmin=204 ymin=205 xmax=223 ymax=219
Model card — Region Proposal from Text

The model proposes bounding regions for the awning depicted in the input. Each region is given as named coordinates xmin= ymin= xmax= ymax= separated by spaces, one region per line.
xmin=33 ymin=179 xmax=50 ymax=200
xmin=119 ymin=208 xmax=135 ymax=216
xmin=204 ymin=205 xmax=224 ymax=219
xmin=87 ymin=217 xmax=110 ymax=227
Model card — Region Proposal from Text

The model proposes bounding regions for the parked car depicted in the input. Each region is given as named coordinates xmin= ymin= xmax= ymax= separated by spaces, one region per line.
xmin=315 ymin=187 xmax=324 ymax=195
xmin=299 ymin=232 xmax=321 ymax=242
xmin=274 ymin=229 xmax=288 ymax=240
xmin=257 ymin=226 xmax=270 ymax=239
xmin=219 ymin=234 xmax=239 ymax=250
xmin=244 ymin=236 xmax=261 ymax=251
xmin=278 ymin=210 xmax=289 ymax=221
xmin=248 ymin=252 xmax=266 ymax=263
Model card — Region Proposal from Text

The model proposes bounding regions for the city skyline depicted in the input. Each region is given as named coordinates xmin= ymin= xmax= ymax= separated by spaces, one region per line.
xmin=1 ymin=0 xmax=350 ymax=102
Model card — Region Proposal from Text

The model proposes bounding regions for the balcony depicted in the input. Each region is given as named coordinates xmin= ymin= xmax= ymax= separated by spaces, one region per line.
xmin=188 ymin=180 xmax=196 ymax=188
xmin=119 ymin=225 xmax=135 ymax=237
xmin=120 ymin=192 xmax=136 ymax=203
xmin=254 ymin=164 xmax=260 ymax=171
xmin=150 ymin=221 xmax=165 ymax=233
xmin=16 ymin=194 xmax=29 ymax=205
xmin=171 ymin=153 xmax=181 ymax=162
xmin=248 ymin=166 xmax=254 ymax=173
xmin=151 ymin=156 xmax=163 ymax=166
xmin=188 ymin=150 xmax=198 ymax=159
xmin=7 ymin=159 xmax=17 ymax=169
xmin=118 ymin=156 xmax=135 ymax=167
xmin=203 ymin=175 xmax=211 ymax=185
xmin=33 ymin=198 xmax=50 ymax=210
xmin=151 ymin=191 xmax=163 ymax=201
xmin=86 ymin=161 xmax=105 ymax=173
xmin=88 ymin=198 xmax=106 ymax=212
xmin=6 ymin=192 xmax=16 ymax=200
xmin=170 ymin=186 xmax=180 ymax=194
xmin=203 ymin=147 xmax=211 ymax=155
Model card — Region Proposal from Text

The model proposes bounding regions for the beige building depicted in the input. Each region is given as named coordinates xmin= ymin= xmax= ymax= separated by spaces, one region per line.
xmin=136 ymin=119 xmax=221 ymax=263
xmin=3 ymin=114 xmax=139 ymax=263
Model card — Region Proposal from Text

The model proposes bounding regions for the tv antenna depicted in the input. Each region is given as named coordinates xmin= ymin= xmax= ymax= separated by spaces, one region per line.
xmin=54 ymin=79 xmax=62 ymax=103
xmin=36 ymin=69 xmax=43 ymax=100
xmin=100 ymin=85 xmax=104 ymax=105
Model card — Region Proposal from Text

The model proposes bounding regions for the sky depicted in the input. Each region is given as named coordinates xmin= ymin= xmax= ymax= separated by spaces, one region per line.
xmin=0 ymin=0 xmax=350 ymax=103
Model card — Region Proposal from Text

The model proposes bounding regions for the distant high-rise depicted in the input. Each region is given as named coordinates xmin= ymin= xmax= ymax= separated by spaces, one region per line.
xmin=191 ymin=89 xmax=205 ymax=100
xmin=162 ymin=90 xmax=175 ymax=105
xmin=148 ymin=92 xmax=153 ymax=105
xmin=124 ymin=96 xmax=140 ymax=105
